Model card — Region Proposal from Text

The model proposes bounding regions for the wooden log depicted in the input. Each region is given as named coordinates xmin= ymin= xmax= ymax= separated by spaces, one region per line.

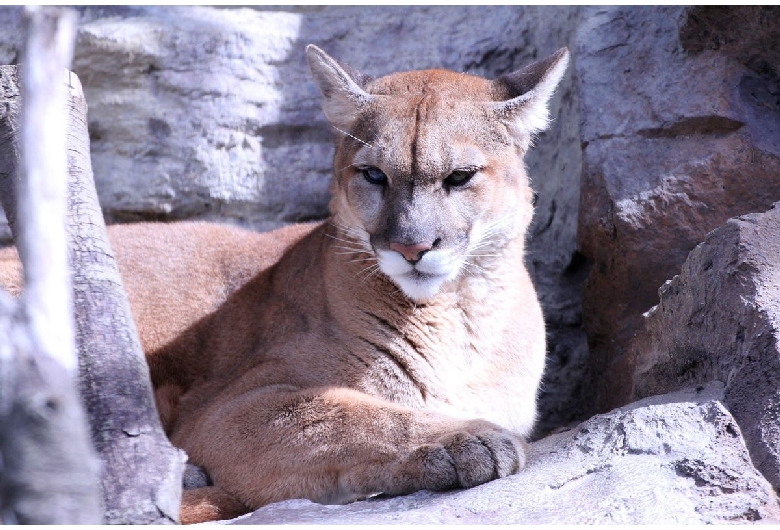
xmin=64 ymin=55 xmax=185 ymax=529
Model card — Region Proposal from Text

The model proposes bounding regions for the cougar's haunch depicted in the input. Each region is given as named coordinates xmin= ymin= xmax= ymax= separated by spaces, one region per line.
xmin=0 ymin=45 xmax=569 ymax=523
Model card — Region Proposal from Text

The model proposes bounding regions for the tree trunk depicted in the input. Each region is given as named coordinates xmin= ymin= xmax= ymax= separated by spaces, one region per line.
xmin=0 ymin=7 xmax=102 ymax=524
xmin=0 ymin=296 xmax=103 ymax=524
xmin=64 ymin=63 xmax=186 ymax=528
xmin=0 ymin=6 xmax=185 ymax=525
xmin=0 ymin=65 xmax=20 ymax=234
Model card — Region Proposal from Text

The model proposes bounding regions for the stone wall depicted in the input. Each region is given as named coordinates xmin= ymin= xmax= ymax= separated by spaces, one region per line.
xmin=576 ymin=5 xmax=780 ymax=411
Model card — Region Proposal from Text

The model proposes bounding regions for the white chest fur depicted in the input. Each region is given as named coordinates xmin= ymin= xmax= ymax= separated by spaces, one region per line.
xmin=398 ymin=280 xmax=545 ymax=438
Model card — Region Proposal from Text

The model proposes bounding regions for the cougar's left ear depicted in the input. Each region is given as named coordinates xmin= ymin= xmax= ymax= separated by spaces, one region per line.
xmin=491 ymin=47 xmax=570 ymax=145
xmin=306 ymin=44 xmax=374 ymax=131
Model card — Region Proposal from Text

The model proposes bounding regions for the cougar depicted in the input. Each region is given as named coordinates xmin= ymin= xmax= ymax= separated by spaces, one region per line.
xmin=0 ymin=45 xmax=569 ymax=523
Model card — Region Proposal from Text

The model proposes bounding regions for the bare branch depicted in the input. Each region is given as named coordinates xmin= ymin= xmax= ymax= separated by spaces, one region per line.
xmin=0 ymin=6 xmax=102 ymax=524
xmin=1 ymin=6 xmax=185 ymax=523
xmin=17 ymin=6 xmax=77 ymax=373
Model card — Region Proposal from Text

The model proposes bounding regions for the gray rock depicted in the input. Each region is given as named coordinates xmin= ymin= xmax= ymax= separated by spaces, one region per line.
xmin=219 ymin=383 xmax=779 ymax=525
xmin=182 ymin=463 xmax=211 ymax=490
xmin=0 ymin=210 xmax=10 ymax=246
xmin=631 ymin=201 xmax=780 ymax=491
xmin=576 ymin=6 xmax=780 ymax=412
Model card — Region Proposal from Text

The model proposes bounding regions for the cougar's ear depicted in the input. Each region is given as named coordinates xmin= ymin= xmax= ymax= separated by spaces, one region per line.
xmin=491 ymin=47 xmax=570 ymax=144
xmin=306 ymin=44 xmax=374 ymax=130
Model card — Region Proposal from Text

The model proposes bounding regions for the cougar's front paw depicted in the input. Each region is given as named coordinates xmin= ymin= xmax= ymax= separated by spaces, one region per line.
xmin=439 ymin=422 xmax=525 ymax=487
xmin=399 ymin=420 xmax=526 ymax=493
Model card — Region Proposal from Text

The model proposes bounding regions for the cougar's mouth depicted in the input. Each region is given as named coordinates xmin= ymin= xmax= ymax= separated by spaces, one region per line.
xmin=375 ymin=248 xmax=463 ymax=302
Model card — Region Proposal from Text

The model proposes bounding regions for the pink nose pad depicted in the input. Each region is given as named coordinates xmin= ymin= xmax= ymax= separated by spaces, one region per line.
xmin=389 ymin=242 xmax=433 ymax=262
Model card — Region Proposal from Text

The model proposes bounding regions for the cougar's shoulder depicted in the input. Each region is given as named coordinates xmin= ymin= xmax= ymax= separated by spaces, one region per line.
xmin=110 ymin=220 xmax=319 ymax=353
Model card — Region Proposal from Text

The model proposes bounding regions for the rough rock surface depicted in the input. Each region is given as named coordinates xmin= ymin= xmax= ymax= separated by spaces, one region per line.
xmin=219 ymin=384 xmax=779 ymax=525
xmin=630 ymin=202 xmax=780 ymax=491
xmin=576 ymin=6 xmax=780 ymax=412
xmin=0 ymin=5 xmax=588 ymax=434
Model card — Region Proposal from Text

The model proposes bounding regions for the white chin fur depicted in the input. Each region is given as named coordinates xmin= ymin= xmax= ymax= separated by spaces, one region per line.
xmin=376 ymin=249 xmax=461 ymax=302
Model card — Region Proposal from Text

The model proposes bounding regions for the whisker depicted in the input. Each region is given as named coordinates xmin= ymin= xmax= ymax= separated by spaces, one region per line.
xmin=332 ymin=245 xmax=367 ymax=252
xmin=467 ymin=213 xmax=517 ymax=257
xmin=331 ymin=243 xmax=366 ymax=250
xmin=358 ymin=263 xmax=380 ymax=275
xmin=359 ymin=265 xmax=382 ymax=283
xmin=339 ymin=162 xmax=359 ymax=173
xmin=330 ymin=124 xmax=373 ymax=149
xmin=461 ymin=259 xmax=485 ymax=274
xmin=324 ymin=232 xmax=359 ymax=245
xmin=327 ymin=220 xmax=371 ymax=246
xmin=327 ymin=237 xmax=371 ymax=251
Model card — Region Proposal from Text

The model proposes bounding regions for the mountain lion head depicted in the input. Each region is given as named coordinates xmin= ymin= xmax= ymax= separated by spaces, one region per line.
xmin=307 ymin=45 xmax=569 ymax=302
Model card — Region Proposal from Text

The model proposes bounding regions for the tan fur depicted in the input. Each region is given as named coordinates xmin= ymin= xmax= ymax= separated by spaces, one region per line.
xmin=0 ymin=46 xmax=569 ymax=523
xmin=179 ymin=487 xmax=249 ymax=524
xmin=0 ymin=245 xmax=22 ymax=298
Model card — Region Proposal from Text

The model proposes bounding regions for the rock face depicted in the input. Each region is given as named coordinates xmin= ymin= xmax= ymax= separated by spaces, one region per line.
xmin=630 ymin=202 xmax=780 ymax=491
xmin=576 ymin=5 xmax=780 ymax=412
xmin=223 ymin=384 xmax=779 ymax=525
xmin=0 ymin=5 xmax=589 ymax=434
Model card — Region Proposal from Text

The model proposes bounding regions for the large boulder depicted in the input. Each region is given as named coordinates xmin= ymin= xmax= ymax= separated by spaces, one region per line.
xmin=0 ymin=5 xmax=588 ymax=434
xmin=630 ymin=202 xmax=780 ymax=490
xmin=223 ymin=384 xmax=779 ymax=525
xmin=576 ymin=6 xmax=780 ymax=412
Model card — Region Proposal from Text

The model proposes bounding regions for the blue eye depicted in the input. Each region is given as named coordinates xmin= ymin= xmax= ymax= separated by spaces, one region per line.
xmin=362 ymin=167 xmax=388 ymax=186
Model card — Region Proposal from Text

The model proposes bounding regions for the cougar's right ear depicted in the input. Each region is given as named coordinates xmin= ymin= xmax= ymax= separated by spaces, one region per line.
xmin=306 ymin=45 xmax=374 ymax=130
xmin=491 ymin=47 xmax=570 ymax=146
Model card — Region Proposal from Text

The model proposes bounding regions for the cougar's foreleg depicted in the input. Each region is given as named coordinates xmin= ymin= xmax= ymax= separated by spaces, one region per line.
xmin=176 ymin=386 xmax=526 ymax=523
